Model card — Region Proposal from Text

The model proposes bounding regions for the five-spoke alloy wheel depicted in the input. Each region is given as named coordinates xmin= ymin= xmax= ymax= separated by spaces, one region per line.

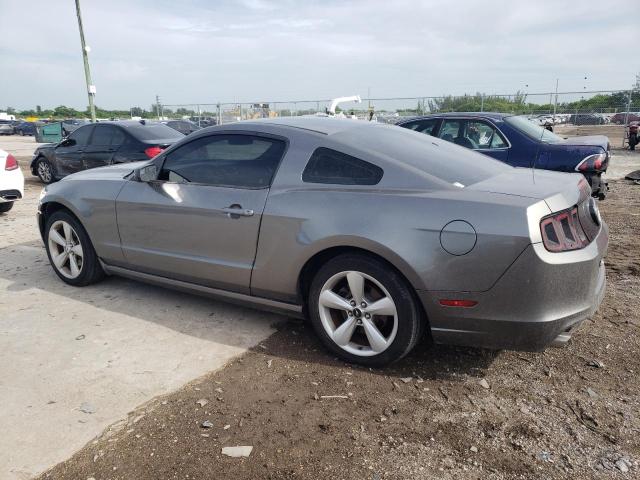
xmin=309 ymin=253 xmax=424 ymax=366
xmin=44 ymin=210 xmax=104 ymax=286
xmin=37 ymin=158 xmax=54 ymax=184
xmin=48 ymin=220 xmax=84 ymax=279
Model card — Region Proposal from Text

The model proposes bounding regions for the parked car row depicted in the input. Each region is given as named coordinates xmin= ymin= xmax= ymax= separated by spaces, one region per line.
xmin=34 ymin=116 xmax=608 ymax=366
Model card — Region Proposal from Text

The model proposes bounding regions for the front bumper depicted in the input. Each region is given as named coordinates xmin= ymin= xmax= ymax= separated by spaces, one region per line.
xmin=418 ymin=223 xmax=608 ymax=351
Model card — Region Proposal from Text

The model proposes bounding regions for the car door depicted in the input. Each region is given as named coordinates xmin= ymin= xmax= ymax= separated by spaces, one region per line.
xmin=115 ymin=133 xmax=287 ymax=294
xmin=53 ymin=124 xmax=94 ymax=176
xmin=83 ymin=125 xmax=124 ymax=170
xmin=464 ymin=120 xmax=510 ymax=162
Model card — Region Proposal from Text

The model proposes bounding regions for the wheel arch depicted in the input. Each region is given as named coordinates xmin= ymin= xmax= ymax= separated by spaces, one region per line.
xmin=298 ymin=244 xmax=428 ymax=315
xmin=39 ymin=201 xmax=86 ymax=242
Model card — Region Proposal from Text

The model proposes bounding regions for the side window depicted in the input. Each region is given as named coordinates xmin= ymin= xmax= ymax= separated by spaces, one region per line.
xmin=160 ymin=134 xmax=286 ymax=188
xmin=68 ymin=125 xmax=93 ymax=146
xmin=402 ymin=119 xmax=438 ymax=135
xmin=302 ymin=147 xmax=383 ymax=185
xmin=110 ymin=127 xmax=126 ymax=146
xmin=464 ymin=121 xmax=507 ymax=149
xmin=438 ymin=120 xmax=461 ymax=144
xmin=91 ymin=125 xmax=116 ymax=145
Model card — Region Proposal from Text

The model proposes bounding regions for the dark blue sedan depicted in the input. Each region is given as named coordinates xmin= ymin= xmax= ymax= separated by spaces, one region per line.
xmin=397 ymin=112 xmax=609 ymax=199
xmin=15 ymin=121 xmax=37 ymax=136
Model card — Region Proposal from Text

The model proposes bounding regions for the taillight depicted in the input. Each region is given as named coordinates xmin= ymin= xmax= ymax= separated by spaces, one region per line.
xmin=4 ymin=154 xmax=18 ymax=171
xmin=144 ymin=146 xmax=163 ymax=158
xmin=540 ymin=206 xmax=588 ymax=252
xmin=575 ymin=152 xmax=606 ymax=172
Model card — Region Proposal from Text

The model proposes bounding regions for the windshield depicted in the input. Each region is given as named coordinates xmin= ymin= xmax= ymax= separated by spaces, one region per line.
xmin=505 ymin=115 xmax=564 ymax=143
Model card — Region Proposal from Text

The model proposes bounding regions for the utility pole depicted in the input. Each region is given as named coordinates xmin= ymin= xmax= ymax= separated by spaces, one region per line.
xmin=156 ymin=95 xmax=161 ymax=120
xmin=74 ymin=0 xmax=96 ymax=122
xmin=553 ymin=78 xmax=559 ymax=119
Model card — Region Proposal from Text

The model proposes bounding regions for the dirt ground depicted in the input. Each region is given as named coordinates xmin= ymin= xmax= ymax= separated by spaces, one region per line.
xmin=37 ymin=179 xmax=639 ymax=480
xmin=554 ymin=124 xmax=627 ymax=150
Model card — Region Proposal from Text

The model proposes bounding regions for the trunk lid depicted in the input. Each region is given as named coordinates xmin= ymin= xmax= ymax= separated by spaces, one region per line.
xmin=467 ymin=167 xmax=587 ymax=212
xmin=559 ymin=134 xmax=609 ymax=150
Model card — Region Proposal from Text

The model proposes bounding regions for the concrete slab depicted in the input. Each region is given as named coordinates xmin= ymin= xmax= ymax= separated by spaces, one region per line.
xmin=0 ymin=180 xmax=279 ymax=479
xmin=607 ymin=150 xmax=640 ymax=180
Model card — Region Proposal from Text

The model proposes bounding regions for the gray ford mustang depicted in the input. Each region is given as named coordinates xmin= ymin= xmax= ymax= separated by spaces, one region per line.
xmin=37 ymin=117 xmax=608 ymax=366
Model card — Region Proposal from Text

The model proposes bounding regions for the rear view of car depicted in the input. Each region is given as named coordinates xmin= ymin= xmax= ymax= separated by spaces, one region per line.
xmin=0 ymin=120 xmax=14 ymax=135
xmin=0 ymin=150 xmax=24 ymax=213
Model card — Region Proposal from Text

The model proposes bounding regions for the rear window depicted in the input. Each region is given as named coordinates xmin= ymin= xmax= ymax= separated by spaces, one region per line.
xmin=126 ymin=123 xmax=184 ymax=141
xmin=504 ymin=115 xmax=564 ymax=143
xmin=302 ymin=148 xmax=383 ymax=185
xmin=332 ymin=124 xmax=511 ymax=187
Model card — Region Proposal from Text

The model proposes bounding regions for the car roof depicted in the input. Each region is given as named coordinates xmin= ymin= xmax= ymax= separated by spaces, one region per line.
xmin=229 ymin=116 xmax=373 ymax=135
xmin=397 ymin=112 xmax=513 ymax=123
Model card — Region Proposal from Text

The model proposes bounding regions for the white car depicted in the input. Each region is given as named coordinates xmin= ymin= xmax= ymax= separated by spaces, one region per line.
xmin=0 ymin=149 xmax=24 ymax=213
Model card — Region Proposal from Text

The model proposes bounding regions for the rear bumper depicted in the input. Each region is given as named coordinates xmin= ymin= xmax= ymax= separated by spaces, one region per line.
xmin=0 ymin=189 xmax=23 ymax=202
xmin=418 ymin=223 xmax=608 ymax=351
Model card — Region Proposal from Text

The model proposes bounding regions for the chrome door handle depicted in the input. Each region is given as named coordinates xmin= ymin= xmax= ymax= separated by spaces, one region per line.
xmin=221 ymin=207 xmax=254 ymax=217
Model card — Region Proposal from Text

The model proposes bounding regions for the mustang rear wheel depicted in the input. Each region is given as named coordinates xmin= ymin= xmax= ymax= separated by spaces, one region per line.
xmin=0 ymin=202 xmax=13 ymax=213
xmin=309 ymin=254 xmax=424 ymax=367
xmin=44 ymin=211 xmax=104 ymax=286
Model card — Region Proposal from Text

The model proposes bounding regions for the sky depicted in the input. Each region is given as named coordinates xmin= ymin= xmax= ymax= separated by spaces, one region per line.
xmin=0 ymin=0 xmax=637 ymax=111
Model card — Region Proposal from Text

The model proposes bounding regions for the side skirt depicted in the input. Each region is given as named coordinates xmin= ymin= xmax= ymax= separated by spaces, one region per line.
xmin=101 ymin=262 xmax=304 ymax=319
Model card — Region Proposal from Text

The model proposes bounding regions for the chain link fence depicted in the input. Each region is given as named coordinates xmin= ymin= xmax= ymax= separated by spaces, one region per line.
xmin=161 ymin=89 xmax=639 ymax=147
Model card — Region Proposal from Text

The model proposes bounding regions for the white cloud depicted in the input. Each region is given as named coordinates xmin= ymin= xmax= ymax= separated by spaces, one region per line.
xmin=0 ymin=0 xmax=635 ymax=110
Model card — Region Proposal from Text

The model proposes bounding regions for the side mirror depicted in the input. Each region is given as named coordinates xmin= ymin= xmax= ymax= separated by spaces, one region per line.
xmin=60 ymin=137 xmax=76 ymax=147
xmin=138 ymin=164 xmax=158 ymax=182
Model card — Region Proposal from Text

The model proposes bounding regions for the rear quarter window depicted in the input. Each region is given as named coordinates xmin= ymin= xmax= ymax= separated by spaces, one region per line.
xmin=302 ymin=147 xmax=383 ymax=185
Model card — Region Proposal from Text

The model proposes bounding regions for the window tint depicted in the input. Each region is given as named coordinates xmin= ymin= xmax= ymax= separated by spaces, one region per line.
xmin=94 ymin=125 xmax=125 ymax=145
xmin=68 ymin=125 xmax=93 ymax=146
xmin=302 ymin=148 xmax=383 ymax=185
xmin=160 ymin=134 xmax=286 ymax=188
xmin=402 ymin=119 xmax=438 ymax=135
xmin=129 ymin=123 xmax=184 ymax=141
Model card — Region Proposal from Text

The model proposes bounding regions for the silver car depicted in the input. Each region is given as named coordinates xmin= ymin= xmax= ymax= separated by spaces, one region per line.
xmin=37 ymin=117 xmax=608 ymax=366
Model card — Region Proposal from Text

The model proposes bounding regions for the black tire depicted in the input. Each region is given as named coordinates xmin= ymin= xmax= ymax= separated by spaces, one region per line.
xmin=44 ymin=210 xmax=105 ymax=286
xmin=308 ymin=253 xmax=425 ymax=367
xmin=36 ymin=157 xmax=55 ymax=184
xmin=18 ymin=129 xmax=24 ymax=136
xmin=0 ymin=202 xmax=14 ymax=213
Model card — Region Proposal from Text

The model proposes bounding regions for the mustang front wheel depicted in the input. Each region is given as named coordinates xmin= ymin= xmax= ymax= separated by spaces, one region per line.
xmin=45 ymin=211 xmax=104 ymax=286
xmin=309 ymin=254 xmax=424 ymax=367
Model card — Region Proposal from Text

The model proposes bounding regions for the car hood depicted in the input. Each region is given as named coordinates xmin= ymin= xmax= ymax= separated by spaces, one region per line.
xmin=467 ymin=167 xmax=583 ymax=210
xmin=62 ymin=161 xmax=148 ymax=181
xmin=558 ymin=134 xmax=609 ymax=149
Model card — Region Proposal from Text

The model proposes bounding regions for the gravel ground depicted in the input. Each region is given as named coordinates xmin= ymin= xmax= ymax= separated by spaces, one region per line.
xmin=38 ymin=180 xmax=639 ymax=480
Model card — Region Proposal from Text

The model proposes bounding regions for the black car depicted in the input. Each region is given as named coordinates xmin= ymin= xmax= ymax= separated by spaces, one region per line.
xmin=30 ymin=120 xmax=184 ymax=184
xmin=163 ymin=120 xmax=201 ymax=135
